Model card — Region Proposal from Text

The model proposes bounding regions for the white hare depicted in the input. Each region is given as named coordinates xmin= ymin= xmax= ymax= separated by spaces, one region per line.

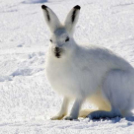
xmin=41 ymin=5 xmax=134 ymax=120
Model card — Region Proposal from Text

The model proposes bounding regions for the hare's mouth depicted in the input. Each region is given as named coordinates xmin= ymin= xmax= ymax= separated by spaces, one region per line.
xmin=54 ymin=47 xmax=62 ymax=58
xmin=55 ymin=52 xmax=61 ymax=58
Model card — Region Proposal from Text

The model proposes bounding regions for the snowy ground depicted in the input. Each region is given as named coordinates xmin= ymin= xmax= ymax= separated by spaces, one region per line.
xmin=1 ymin=0 xmax=134 ymax=133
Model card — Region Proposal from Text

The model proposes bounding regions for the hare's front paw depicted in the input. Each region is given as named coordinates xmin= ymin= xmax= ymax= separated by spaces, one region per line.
xmin=51 ymin=114 xmax=65 ymax=120
xmin=64 ymin=116 xmax=73 ymax=120
xmin=64 ymin=116 xmax=78 ymax=121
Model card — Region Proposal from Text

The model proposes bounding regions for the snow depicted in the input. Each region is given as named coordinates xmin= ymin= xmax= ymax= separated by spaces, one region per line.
xmin=0 ymin=0 xmax=134 ymax=133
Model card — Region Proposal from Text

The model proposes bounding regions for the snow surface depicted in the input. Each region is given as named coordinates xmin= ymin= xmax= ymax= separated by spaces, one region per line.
xmin=0 ymin=0 xmax=134 ymax=133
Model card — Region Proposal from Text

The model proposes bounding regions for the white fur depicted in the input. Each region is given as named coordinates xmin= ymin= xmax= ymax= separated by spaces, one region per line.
xmin=42 ymin=5 xmax=134 ymax=120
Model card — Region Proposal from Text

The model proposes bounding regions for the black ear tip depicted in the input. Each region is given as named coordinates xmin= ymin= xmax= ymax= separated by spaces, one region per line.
xmin=41 ymin=5 xmax=48 ymax=10
xmin=74 ymin=5 xmax=81 ymax=10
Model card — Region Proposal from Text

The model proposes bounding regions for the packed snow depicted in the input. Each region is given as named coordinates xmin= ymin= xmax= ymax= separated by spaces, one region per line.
xmin=0 ymin=0 xmax=134 ymax=133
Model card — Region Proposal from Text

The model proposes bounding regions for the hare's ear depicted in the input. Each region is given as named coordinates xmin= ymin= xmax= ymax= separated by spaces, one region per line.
xmin=65 ymin=5 xmax=81 ymax=34
xmin=41 ymin=5 xmax=61 ymax=32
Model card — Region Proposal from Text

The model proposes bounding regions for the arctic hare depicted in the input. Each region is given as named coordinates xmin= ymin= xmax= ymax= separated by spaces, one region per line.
xmin=41 ymin=5 xmax=134 ymax=120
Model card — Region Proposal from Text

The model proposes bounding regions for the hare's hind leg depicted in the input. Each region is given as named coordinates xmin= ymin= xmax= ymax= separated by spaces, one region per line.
xmin=88 ymin=91 xmax=121 ymax=119
xmin=89 ymin=90 xmax=111 ymax=111
xmin=51 ymin=97 xmax=69 ymax=120
xmin=79 ymin=91 xmax=111 ymax=118
xmin=88 ymin=69 xmax=133 ymax=120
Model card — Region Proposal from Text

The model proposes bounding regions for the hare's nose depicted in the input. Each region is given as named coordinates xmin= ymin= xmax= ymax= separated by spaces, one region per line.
xmin=55 ymin=47 xmax=61 ymax=52
xmin=54 ymin=47 xmax=62 ymax=58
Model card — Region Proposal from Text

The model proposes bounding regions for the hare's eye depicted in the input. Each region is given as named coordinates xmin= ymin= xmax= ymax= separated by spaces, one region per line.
xmin=50 ymin=39 xmax=53 ymax=43
xmin=65 ymin=37 xmax=69 ymax=42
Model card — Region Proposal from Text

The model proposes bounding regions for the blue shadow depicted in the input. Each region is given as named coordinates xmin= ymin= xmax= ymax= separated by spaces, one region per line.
xmin=22 ymin=0 xmax=47 ymax=4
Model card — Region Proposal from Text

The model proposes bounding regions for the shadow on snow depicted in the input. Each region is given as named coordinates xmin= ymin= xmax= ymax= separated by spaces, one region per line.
xmin=22 ymin=0 xmax=47 ymax=4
